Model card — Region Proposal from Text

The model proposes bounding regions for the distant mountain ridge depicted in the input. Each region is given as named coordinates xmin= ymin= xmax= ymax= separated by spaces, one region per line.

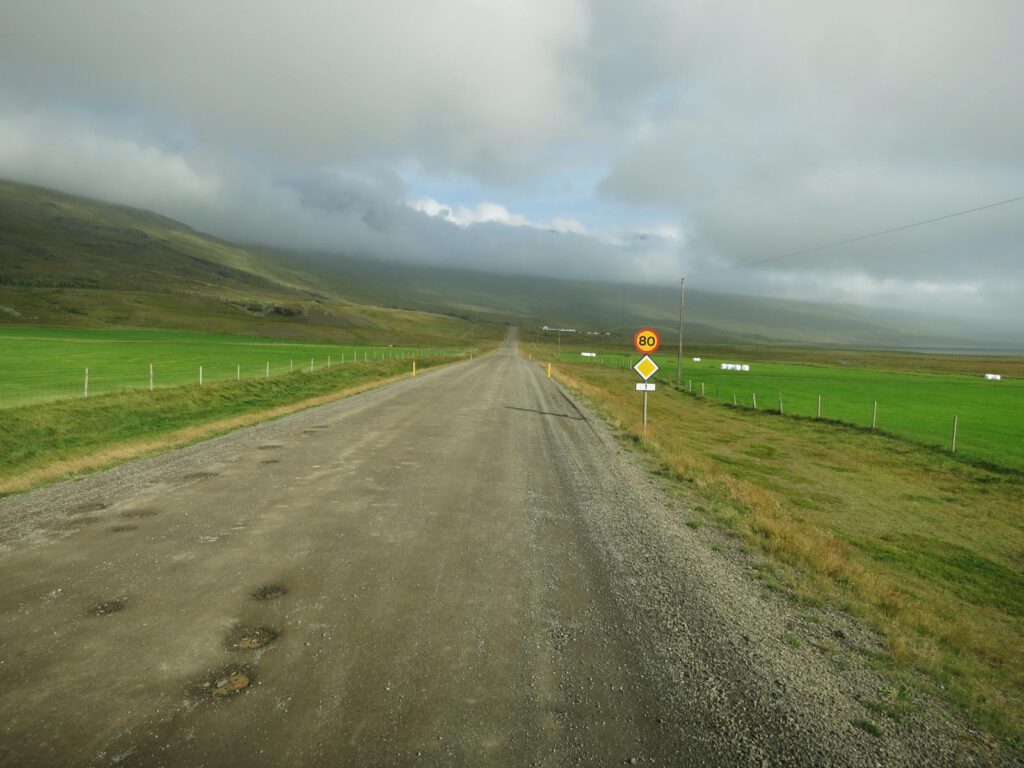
xmin=0 ymin=178 xmax=1017 ymax=351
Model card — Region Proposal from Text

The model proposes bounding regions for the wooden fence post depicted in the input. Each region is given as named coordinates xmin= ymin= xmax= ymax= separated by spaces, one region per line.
xmin=872 ymin=401 xmax=878 ymax=430
xmin=752 ymin=392 xmax=757 ymax=410
xmin=816 ymin=395 xmax=821 ymax=419
xmin=951 ymin=415 xmax=959 ymax=453
xmin=84 ymin=367 xmax=89 ymax=398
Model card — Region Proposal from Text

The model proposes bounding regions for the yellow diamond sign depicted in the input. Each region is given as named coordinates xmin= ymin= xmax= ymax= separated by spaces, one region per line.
xmin=633 ymin=354 xmax=659 ymax=381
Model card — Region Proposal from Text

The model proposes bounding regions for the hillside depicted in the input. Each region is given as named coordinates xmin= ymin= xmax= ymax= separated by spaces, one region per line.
xmin=0 ymin=178 xmax=1017 ymax=351
xmin=0 ymin=180 xmax=500 ymax=345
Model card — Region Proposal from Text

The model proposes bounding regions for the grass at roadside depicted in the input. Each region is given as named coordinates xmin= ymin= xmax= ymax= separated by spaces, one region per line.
xmin=546 ymin=356 xmax=1024 ymax=751
xmin=0 ymin=356 xmax=453 ymax=494
xmin=0 ymin=327 xmax=466 ymax=408
xmin=560 ymin=351 xmax=1024 ymax=471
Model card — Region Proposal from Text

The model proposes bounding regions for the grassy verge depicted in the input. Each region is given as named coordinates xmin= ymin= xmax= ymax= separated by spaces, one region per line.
xmin=0 ymin=326 xmax=467 ymax=407
xmin=0 ymin=356 xmax=453 ymax=494
xmin=557 ymin=351 xmax=1024 ymax=471
xmin=547 ymin=357 xmax=1024 ymax=752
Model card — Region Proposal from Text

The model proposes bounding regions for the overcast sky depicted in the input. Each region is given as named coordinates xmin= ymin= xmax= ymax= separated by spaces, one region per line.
xmin=1 ymin=1 xmax=1021 ymax=324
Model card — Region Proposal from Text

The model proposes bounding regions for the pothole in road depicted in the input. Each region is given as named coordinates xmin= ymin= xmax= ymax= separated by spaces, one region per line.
xmin=252 ymin=584 xmax=288 ymax=601
xmin=261 ymin=459 xmax=280 ymax=465
xmin=182 ymin=472 xmax=217 ymax=480
xmin=226 ymin=625 xmax=279 ymax=650
xmin=90 ymin=598 xmax=127 ymax=616
xmin=69 ymin=501 xmax=108 ymax=516
xmin=121 ymin=508 xmax=160 ymax=519
xmin=59 ymin=516 xmax=102 ymax=529
xmin=110 ymin=524 xmax=138 ymax=533
xmin=190 ymin=664 xmax=256 ymax=700
xmin=258 ymin=444 xmax=283 ymax=451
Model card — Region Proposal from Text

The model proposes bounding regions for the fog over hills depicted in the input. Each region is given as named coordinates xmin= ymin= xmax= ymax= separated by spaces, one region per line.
xmin=1 ymin=179 xmax=1017 ymax=351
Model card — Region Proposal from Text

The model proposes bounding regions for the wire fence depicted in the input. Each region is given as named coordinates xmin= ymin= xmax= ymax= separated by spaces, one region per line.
xmin=559 ymin=351 xmax=1024 ymax=472
xmin=0 ymin=347 xmax=464 ymax=409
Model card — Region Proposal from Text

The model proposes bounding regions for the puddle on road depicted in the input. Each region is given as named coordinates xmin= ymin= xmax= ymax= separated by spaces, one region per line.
xmin=252 ymin=584 xmax=288 ymax=601
xmin=121 ymin=508 xmax=160 ymax=519
xmin=69 ymin=501 xmax=108 ymax=516
xmin=90 ymin=598 xmax=127 ymax=616
xmin=190 ymin=664 xmax=256 ymax=700
xmin=226 ymin=625 xmax=279 ymax=650
xmin=59 ymin=516 xmax=102 ymax=529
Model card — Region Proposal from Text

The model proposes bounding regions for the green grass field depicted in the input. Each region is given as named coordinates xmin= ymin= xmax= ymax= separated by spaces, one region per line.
xmin=562 ymin=352 xmax=1024 ymax=471
xmin=0 ymin=327 xmax=466 ymax=408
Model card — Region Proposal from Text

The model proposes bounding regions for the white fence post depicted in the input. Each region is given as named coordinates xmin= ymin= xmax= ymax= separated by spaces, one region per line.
xmin=84 ymin=367 xmax=89 ymax=398
xmin=149 ymin=363 xmax=154 ymax=392
xmin=265 ymin=361 xmax=270 ymax=380
xmin=752 ymin=392 xmax=757 ymax=410
xmin=952 ymin=415 xmax=959 ymax=453
xmin=872 ymin=401 xmax=878 ymax=430
xmin=237 ymin=364 xmax=240 ymax=381
xmin=199 ymin=366 xmax=203 ymax=386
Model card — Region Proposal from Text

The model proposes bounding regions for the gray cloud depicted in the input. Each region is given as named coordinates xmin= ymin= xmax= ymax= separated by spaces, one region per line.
xmin=0 ymin=1 xmax=1021 ymax=325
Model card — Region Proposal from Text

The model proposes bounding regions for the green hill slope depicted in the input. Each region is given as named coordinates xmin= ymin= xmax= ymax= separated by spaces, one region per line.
xmin=0 ymin=180 xmax=496 ymax=345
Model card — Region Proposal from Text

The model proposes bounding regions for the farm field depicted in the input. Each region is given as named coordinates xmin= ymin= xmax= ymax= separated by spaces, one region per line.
xmin=0 ymin=327 xmax=466 ymax=408
xmin=559 ymin=351 xmax=1024 ymax=471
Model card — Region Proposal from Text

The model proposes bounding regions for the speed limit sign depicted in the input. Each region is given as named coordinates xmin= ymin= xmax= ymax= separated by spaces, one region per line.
xmin=634 ymin=328 xmax=661 ymax=354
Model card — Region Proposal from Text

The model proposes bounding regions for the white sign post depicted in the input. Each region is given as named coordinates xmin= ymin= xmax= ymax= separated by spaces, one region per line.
xmin=633 ymin=354 xmax=660 ymax=439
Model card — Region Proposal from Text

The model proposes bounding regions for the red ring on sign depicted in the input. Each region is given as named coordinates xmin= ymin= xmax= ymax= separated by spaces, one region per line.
xmin=634 ymin=328 xmax=661 ymax=354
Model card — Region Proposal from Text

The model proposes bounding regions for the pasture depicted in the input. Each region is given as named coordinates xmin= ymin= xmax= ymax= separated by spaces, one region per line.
xmin=563 ymin=352 xmax=1024 ymax=471
xmin=0 ymin=327 xmax=465 ymax=408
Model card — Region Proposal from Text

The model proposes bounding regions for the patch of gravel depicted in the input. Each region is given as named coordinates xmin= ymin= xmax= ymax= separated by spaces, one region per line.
xmin=549 ymin=376 xmax=1017 ymax=767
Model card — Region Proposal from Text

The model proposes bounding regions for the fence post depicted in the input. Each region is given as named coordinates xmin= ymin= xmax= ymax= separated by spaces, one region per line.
xmin=700 ymin=382 xmax=705 ymax=397
xmin=149 ymin=363 xmax=154 ymax=391
xmin=328 ymin=355 xmax=331 ymax=368
xmin=265 ymin=361 xmax=270 ymax=380
xmin=290 ymin=360 xmax=293 ymax=373
xmin=310 ymin=358 xmax=314 ymax=372
xmin=951 ymin=415 xmax=959 ymax=453
xmin=199 ymin=366 xmax=203 ymax=386
xmin=84 ymin=367 xmax=89 ymax=398
xmin=816 ymin=395 xmax=821 ymax=419
xmin=872 ymin=401 xmax=878 ymax=430
xmin=733 ymin=394 xmax=737 ymax=406
xmin=237 ymin=364 xmax=240 ymax=381
xmin=779 ymin=392 xmax=784 ymax=414
xmin=752 ymin=392 xmax=757 ymax=410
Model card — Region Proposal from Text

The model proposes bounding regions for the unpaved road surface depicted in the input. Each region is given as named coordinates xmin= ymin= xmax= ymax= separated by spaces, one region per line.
xmin=0 ymin=338 xmax=1010 ymax=767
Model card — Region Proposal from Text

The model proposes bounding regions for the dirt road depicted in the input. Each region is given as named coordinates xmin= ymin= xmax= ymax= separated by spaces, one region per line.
xmin=0 ymin=337 xmax=1003 ymax=766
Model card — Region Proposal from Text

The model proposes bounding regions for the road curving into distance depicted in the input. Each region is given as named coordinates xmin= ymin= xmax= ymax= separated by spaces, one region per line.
xmin=0 ymin=332 xmax=1005 ymax=766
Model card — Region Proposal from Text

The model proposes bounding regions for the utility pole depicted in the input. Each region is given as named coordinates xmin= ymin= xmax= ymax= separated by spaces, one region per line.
xmin=676 ymin=277 xmax=686 ymax=386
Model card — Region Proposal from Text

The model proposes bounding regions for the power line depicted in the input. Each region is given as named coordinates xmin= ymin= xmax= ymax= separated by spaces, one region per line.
xmin=690 ymin=194 xmax=1024 ymax=279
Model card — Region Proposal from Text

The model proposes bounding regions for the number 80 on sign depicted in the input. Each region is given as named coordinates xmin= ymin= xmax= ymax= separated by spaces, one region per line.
xmin=633 ymin=328 xmax=661 ymax=354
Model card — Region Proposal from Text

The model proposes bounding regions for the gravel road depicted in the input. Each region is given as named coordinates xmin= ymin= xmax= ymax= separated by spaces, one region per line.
xmin=0 ymin=336 xmax=1013 ymax=766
